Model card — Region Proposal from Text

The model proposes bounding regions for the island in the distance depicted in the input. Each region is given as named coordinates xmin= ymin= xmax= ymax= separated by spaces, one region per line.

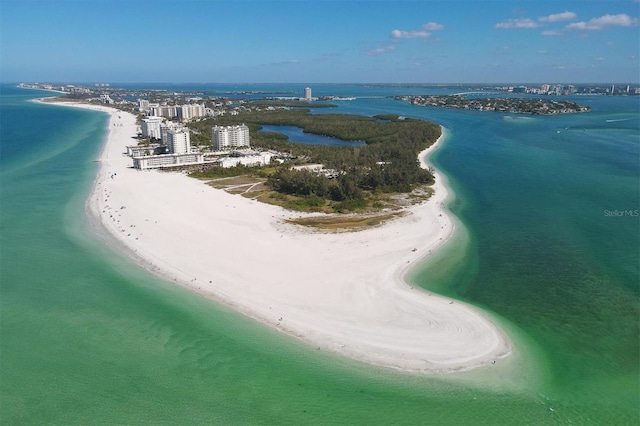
xmin=396 ymin=94 xmax=591 ymax=114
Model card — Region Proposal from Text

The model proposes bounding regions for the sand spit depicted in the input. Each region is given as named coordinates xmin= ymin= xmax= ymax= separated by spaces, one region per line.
xmin=45 ymin=100 xmax=511 ymax=373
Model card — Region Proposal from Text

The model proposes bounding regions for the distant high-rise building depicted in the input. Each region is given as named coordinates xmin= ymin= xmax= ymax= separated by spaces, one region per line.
xmin=212 ymin=124 xmax=250 ymax=151
xmin=141 ymin=116 xmax=163 ymax=139
xmin=150 ymin=105 xmax=177 ymax=118
xmin=304 ymin=87 xmax=312 ymax=100
xmin=166 ymin=128 xmax=191 ymax=154
xmin=138 ymin=99 xmax=150 ymax=112
xmin=177 ymin=104 xmax=206 ymax=121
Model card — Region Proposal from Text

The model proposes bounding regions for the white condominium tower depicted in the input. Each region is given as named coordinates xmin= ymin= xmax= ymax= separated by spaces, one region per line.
xmin=212 ymin=124 xmax=250 ymax=151
xmin=141 ymin=116 xmax=163 ymax=139
xmin=166 ymin=128 xmax=191 ymax=154
xmin=304 ymin=87 xmax=312 ymax=100
xmin=149 ymin=105 xmax=177 ymax=118
xmin=160 ymin=121 xmax=181 ymax=144
xmin=177 ymin=104 xmax=206 ymax=121
xmin=137 ymin=99 xmax=150 ymax=112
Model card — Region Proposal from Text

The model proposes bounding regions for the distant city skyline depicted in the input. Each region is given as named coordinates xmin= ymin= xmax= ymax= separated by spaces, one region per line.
xmin=1 ymin=0 xmax=639 ymax=83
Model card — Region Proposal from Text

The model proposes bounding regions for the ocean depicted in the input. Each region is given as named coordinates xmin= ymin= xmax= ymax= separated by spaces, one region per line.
xmin=1 ymin=84 xmax=638 ymax=424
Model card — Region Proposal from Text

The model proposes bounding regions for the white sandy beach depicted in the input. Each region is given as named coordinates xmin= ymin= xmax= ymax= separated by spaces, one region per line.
xmin=49 ymin=100 xmax=511 ymax=373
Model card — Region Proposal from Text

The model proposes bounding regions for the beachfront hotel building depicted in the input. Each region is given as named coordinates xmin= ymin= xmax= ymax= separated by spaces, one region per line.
xmin=160 ymin=121 xmax=182 ymax=143
xmin=141 ymin=116 xmax=163 ymax=139
xmin=126 ymin=144 xmax=164 ymax=157
xmin=132 ymin=152 xmax=204 ymax=170
xmin=166 ymin=128 xmax=191 ymax=154
xmin=212 ymin=124 xmax=250 ymax=151
xmin=304 ymin=87 xmax=312 ymax=100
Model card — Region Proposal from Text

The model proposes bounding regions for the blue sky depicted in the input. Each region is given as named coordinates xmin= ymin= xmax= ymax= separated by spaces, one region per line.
xmin=1 ymin=0 xmax=638 ymax=83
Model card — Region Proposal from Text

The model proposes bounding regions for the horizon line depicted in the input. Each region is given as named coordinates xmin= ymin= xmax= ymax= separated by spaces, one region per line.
xmin=10 ymin=81 xmax=640 ymax=86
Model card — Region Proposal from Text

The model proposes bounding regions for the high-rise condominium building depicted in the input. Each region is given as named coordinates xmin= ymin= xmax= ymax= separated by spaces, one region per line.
xmin=304 ymin=87 xmax=312 ymax=100
xmin=177 ymin=104 xmax=206 ymax=121
xmin=166 ymin=128 xmax=191 ymax=154
xmin=212 ymin=124 xmax=250 ymax=151
xmin=160 ymin=122 xmax=180 ymax=144
xmin=150 ymin=105 xmax=177 ymax=118
xmin=141 ymin=116 xmax=163 ymax=139
xmin=138 ymin=99 xmax=150 ymax=112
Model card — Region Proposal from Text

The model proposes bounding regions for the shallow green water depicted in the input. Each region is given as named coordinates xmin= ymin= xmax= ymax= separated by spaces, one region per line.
xmin=1 ymin=85 xmax=638 ymax=424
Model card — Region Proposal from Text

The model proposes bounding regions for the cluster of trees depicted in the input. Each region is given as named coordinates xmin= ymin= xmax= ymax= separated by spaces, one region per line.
xmin=267 ymin=169 xmax=362 ymax=201
xmin=189 ymin=163 xmax=262 ymax=179
xmin=263 ymin=112 xmax=439 ymax=205
xmin=190 ymin=109 xmax=441 ymax=209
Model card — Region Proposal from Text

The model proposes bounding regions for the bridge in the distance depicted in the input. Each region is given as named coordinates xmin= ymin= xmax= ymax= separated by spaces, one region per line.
xmin=452 ymin=91 xmax=502 ymax=96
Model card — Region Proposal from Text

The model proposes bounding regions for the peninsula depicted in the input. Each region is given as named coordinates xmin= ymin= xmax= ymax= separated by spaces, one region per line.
xmin=41 ymin=97 xmax=512 ymax=374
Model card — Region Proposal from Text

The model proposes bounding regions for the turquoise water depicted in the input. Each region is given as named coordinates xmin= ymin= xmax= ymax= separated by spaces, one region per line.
xmin=1 ymin=85 xmax=638 ymax=424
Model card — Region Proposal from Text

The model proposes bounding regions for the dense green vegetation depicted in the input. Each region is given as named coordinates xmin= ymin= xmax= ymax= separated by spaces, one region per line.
xmin=189 ymin=130 xmax=211 ymax=146
xmin=189 ymin=164 xmax=268 ymax=179
xmin=188 ymin=110 xmax=441 ymax=211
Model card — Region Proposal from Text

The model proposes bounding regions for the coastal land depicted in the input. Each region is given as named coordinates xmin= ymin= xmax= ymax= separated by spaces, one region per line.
xmin=44 ymin=99 xmax=511 ymax=373
xmin=397 ymin=95 xmax=590 ymax=115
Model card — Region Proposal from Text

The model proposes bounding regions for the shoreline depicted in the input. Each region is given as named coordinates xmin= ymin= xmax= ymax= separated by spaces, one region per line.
xmin=38 ymin=97 xmax=512 ymax=373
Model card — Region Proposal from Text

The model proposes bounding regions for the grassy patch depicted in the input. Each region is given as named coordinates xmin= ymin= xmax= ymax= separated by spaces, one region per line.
xmin=286 ymin=212 xmax=406 ymax=232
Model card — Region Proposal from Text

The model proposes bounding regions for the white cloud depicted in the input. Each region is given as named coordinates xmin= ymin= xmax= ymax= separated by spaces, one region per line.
xmin=391 ymin=29 xmax=431 ymax=38
xmin=593 ymin=57 xmax=605 ymax=61
xmin=366 ymin=45 xmax=396 ymax=56
xmin=264 ymin=59 xmax=300 ymax=67
xmin=497 ymin=11 xmax=577 ymax=32
xmin=495 ymin=18 xmax=540 ymax=29
xmin=566 ymin=14 xmax=639 ymax=31
xmin=552 ymin=64 xmax=576 ymax=70
xmin=539 ymin=11 xmax=577 ymax=23
xmin=421 ymin=22 xmax=445 ymax=31
xmin=390 ymin=22 xmax=444 ymax=39
xmin=537 ymin=49 xmax=549 ymax=54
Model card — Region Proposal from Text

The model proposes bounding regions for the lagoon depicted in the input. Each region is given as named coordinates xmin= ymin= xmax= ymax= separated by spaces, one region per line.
xmin=258 ymin=124 xmax=366 ymax=146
